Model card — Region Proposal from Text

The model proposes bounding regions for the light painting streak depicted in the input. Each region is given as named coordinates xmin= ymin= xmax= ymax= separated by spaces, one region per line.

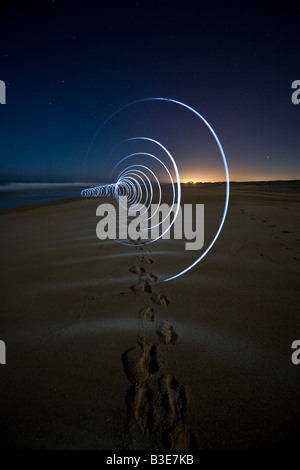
xmin=81 ymin=98 xmax=230 ymax=283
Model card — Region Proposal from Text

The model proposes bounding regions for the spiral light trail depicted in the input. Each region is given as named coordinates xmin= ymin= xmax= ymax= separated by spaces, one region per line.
xmin=81 ymin=98 xmax=229 ymax=282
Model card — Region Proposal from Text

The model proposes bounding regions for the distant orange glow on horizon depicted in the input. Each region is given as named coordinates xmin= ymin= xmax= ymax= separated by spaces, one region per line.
xmin=172 ymin=161 xmax=300 ymax=184
xmin=181 ymin=178 xmax=222 ymax=184
xmin=180 ymin=171 xmax=226 ymax=184
xmin=179 ymin=171 xmax=300 ymax=183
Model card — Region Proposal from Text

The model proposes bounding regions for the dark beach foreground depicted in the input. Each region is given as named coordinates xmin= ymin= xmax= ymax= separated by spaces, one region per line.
xmin=0 ymin=182 xmax=299 ymax=449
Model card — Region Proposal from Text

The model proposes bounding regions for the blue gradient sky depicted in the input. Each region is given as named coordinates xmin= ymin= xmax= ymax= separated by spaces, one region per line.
xmin=0 ymin=0 xmax=299 ymax=182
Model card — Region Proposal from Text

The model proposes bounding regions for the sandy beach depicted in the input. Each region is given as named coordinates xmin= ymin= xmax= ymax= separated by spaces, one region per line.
xmin=0 ymin=182 xmax=299 ymax=449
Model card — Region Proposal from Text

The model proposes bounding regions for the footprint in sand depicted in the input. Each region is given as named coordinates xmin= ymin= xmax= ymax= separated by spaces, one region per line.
xmin=131 ymin=280 xmax=153 ymax=295
xmin=129 ymin=265 xmax=146 ymax=274
xmin=156 ymin=322 xmax=178 ymax=345
xmin=122 ymin=338 xmax=195 ymax=449
xmin=122 ymin=337 xmax=159 ymax=385
xmin=141 ymin=343 xmax=160 ymax=375
xmin=134 ymin=375 xmax=194 ymax=449
xmin=139 ymin=273 xmax=158 ymax=283
xmin=136 ymin=246 xmax=144 ymax=251
xmin=137 ymin=254 xmax=154 ymax=265
xmin=151 ymin=292 xmax=170 ymax=307
xmin=140 ymin=306 xmax=155 ymax=322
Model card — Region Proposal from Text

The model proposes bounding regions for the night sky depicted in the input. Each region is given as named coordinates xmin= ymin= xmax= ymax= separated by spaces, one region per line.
xmin=0 ymin=0 xmax=299 ymax=182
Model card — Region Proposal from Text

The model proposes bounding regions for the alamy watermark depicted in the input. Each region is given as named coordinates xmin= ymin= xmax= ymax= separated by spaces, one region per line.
xmin=0 ymin=80 xmax=6 ymax=104
xmin=291 ymin=340 xmax=300 ymax=365
xmin=96 ymin=196 xmax=204 ymax=251
xmin=291 ymin=80 xmax=300 ymax=105
xmin=0 ymin=340 xmax=6 ymax=364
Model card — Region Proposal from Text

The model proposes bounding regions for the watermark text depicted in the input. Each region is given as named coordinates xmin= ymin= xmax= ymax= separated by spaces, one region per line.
xmin=0 ymin=80 xmax=6 ymax=104
xmin=96 ymin=196 xmax=204 ymax=251
xmin=291 ymin=340 xmax=300 ymax=365
xmin=0 ymin=340 xmax=6 ymax=364
xmin=291 ymin=80 xmax=300 ymax=105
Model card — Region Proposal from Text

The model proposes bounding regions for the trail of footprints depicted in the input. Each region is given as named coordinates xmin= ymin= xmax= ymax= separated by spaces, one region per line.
xmin=122 ymin=240 xmax=195 ymax=450
xmin=240 ymin=208 xmax=299 ymax=260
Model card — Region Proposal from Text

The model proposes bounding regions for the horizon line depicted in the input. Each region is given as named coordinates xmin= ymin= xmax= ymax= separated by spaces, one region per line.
xmin=0 ymin=177 xmax=300 ymax=184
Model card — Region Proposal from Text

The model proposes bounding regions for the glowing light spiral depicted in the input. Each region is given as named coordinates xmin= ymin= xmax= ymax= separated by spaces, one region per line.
xmin=81 ymin=97 xmax=230 ymax=282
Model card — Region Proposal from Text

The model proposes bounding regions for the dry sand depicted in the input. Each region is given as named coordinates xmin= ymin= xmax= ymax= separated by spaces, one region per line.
xmin=0 ymin=183 xmax=299 ymax=449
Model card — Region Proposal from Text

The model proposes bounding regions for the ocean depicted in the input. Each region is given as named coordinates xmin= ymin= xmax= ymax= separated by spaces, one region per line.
xmin=0 ymin=181 xmax=99 ymax=210
xmin=1 ymin=180 xmax=299 ymax=211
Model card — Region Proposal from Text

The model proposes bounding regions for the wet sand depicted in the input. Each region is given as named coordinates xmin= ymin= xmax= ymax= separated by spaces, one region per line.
xmin=0 ymin=183 xmax=299 ymax=449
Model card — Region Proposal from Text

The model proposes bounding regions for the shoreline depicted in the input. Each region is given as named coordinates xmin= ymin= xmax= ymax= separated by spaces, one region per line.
xmin=1 ymin=179 xmax=300 ymax=215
